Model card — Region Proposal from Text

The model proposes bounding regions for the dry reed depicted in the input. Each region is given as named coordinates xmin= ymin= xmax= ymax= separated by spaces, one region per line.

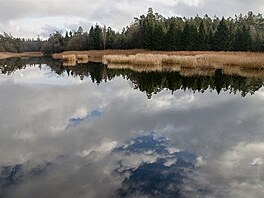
xmin=180 ymin=68 xmax=216 ymax=77
xmin=77 ymin=54 xmax=89 ymax=64
xmin=63 ymin=60 xmax=77 ymax=67
xmin=63 ymin=54 xmax=76 ymax=67
xmin=162 ymin=55 xmax=197 ymax=68
xmin=239 ymin=68 xmax=264 ymax=78
xmin=222 ymin=65 xmax=241 ymax=76
xmin=102 ymin=55 xmax=131 ymax=64
xmin=52 ymin=50 xmax=264 ymax=70
xmin=107 ymin=63 xmax=164 ymax=72
xmin=0 ymin=52 xmax=43 ymax=60
xmin=162 ymin=64 xmax=181 ymax=72
xmin=131 ymin=54 xmax=167 ymax=66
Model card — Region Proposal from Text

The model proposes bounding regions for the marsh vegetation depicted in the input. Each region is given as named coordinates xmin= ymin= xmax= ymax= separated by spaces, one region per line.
xmin=103 ymin=52 xmax=264 ymax=69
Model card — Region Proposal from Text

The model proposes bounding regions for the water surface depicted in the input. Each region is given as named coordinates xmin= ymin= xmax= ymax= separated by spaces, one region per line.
xmin=1 ymin=58 xmax=264 ymax=198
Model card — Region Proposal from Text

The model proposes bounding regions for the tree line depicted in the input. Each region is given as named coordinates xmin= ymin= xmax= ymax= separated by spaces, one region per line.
xmin=1 ymin=57 xmax=263 ymax=97
xmin=1 ymin=8 xmax=264 ymax=53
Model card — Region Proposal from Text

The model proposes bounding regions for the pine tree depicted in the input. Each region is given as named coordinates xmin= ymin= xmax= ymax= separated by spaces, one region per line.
xmin=181 ymin=22 xmax=191 ymax=50
xmin=197 ymin=21 xmax=206 ymax=50
xmin=214 ymin=18 xmax=230 ymax=50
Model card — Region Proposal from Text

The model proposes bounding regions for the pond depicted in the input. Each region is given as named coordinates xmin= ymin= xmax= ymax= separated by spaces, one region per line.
xmin=1 ymin=57 xmax=264 ymax=197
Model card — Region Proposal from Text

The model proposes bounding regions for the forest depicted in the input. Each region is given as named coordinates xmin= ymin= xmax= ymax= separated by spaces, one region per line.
xmin=0 ymin=8 xmax=264 ymax=54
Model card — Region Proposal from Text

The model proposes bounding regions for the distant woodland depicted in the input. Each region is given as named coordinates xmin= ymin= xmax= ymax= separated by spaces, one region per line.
xmin=1 ymin=8 xmax=264 ymax=53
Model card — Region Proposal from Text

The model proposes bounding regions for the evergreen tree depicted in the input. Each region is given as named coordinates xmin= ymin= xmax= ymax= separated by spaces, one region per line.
xmin=214 ymin=18 xmax=230 ymax=50
xmin=164 ymin=19 xmax=182 ymax=50
xmin=197 ymin=21 xmax=206 ymax=50
xmin=181 ymin=22 xmax=191 ymax=50
xmin=241 ymin=25 xmax=251 ymax=51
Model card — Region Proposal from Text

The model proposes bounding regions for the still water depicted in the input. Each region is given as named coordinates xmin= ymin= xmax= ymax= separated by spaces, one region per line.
xmin=1 ymin=57 xmax=264 ymax=198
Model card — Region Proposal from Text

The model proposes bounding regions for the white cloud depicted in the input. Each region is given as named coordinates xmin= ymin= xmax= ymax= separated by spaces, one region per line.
xmin=11 ymin=65 xmax=85 ymax=85
xmin=201 ymin=142 xmax=264 ymax=197
xmin=78 ymin=141 xmax=117 ymax=158
xmin=0 ymin=0 xmax=263 ymax=38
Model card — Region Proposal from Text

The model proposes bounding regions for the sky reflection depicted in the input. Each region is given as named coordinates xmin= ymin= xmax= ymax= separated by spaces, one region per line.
xmin=1 ymin=60 xmax=264 ymax=197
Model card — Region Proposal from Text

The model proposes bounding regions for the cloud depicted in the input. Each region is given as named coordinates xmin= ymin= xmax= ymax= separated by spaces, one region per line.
xmin=0 ymin=0 xmax=263 ymax=38
xmin=1 ymin=60 xmax=264 ymax=196
xmin=199 ymin=142 xmax=264 ymax=197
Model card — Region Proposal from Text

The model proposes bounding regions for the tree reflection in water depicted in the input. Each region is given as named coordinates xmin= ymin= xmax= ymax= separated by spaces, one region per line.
xmin=1 ymin=57 xmax=264 ymax=98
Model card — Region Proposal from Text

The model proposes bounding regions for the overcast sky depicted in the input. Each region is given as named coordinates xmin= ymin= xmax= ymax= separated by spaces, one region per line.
xmin=0 ymin=0 xmax=263 ymax=39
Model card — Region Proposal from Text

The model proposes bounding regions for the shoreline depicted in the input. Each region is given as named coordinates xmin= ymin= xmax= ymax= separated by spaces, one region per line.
xmin=1 ymin=50 xmax=264 ymax=69
xmin=53 ymin=50 xmax=264 ymax=69
xmin=0 ymin=52 xmax=43 ymax=60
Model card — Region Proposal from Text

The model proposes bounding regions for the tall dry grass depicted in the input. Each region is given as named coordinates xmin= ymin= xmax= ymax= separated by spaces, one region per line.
xmin=180 ymin=68 xmax=216 ymax=77
xmin=222 ymin=65 xmax=241 ymax=76
xmin=52 ymin=50 xmax=264 ymax=70
xmin=62 ymin=54 xmax=76 ymax=66
xmin=239 ymin=68 xmax=264 ymax=78
xmin=77 ymin=54 xmax=89 ymax=64
xmin=103 ymin=52 xmax=264 ymax=69
xmin=162 ymin=55 xmax=198 ymax=68
xmin=107 ymin=63 xmax=163 ymax=72
xmin=102 ymin=55 xmax=131 ymax=64
xmin=0 ymin=52 xmax=43 ymax=60
xmin=130 ymin=54 xmax=166 ymax=66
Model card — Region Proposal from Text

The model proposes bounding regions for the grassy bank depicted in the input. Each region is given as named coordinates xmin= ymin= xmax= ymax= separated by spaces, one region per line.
xmin=52 ymin=49 xmax=146 ymax=63
xmin=52 ymin=50 xmax=264 ymax=69
xmin=0 ymin=52 xmax=43 ymax=60
xmin=103 ymin=52 xmax=264 ymax=69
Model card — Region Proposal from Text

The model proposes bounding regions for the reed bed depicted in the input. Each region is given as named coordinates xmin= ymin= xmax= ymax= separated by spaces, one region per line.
xmin=52 ymin=50 xmax=264 ymax=71
xmin=77 ymin=54 xmax=89 ymax=64
xmin=201 ymin=54 xmax=264 ymax=69
xmin=239 ymin=56 xmax=264 ymax=69
xmin=239 ymin=68 xmax=264 ymax=78
xmin=107 ymin=63 xmax=132 ymax=70
xmin=162 ymin=55 xmax=197 ymax=68
xmin=222 ymin=65 xmax=241 ymax=76
xmin=0 ymin=52 xmax=43 ymax=60
xmin=63 ymin=54 xmax=76 ymax=61
xmin=102 ymin=55 xmax=131 ymax=64
xmin=62 ymin=55 xmax=77 ymax=67
xmin=162 ymin=64 xmax=181 ymax=72
xmin=180 ymin=68 xmax=216 ymax=77
xmin=63 ymin=60 xmax=77 ymax=67
xmin=103 ymin=52 xmax=264 ymax=69
xmin=107 ymin=63 xmax=163 ymax=72
xmin=130 ymin=54 xmax=167 ymax=66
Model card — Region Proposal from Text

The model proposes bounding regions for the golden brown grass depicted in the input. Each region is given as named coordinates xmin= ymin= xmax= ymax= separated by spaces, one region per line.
xmin=239 ymin=68 xmax=264 ymax=78
xmin=52 ymin=50 xmax=264 ymax=70
xmin=201 ymin=54 xmax=264 ymax=69
xmin=180 ymin=68 xmax=216 ymax=77
xmin=0 ymin=52 xmax=43 ymax=59
xmin=76 ymin=54 xmax=89 ymax=64
xmin=102 ymin=51 xmax=264 ymax=69
xmin=162 ymin=64 xmax=181 ymax=72
xmin=62 ymin=54 xmax=76 ymax=67
xmin=63 ymin=60 xmax=77 ymax=67
xmin=103 ymin=53 xmax=203 ymax=68
xmin=102 ymin=55 xmax=131 ymax=64
xmin=222 ymin=65 xmax=241 ymax=76
xmin=60 ymin=54 xmax=89 ymax=66
xmin=131 ymin=54 xmax=166 ymax=66
xmin=62 ymin=54 xmax=76 ymax=61
xmin=53 ymin=49 xmax=146 ymax=63
xmin=107 ymin=63 xmax=163 ymax=72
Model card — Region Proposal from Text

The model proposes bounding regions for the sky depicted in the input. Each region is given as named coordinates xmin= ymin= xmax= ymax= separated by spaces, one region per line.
xmin=1 ymin=62 xmax=264 ymax=197
xmin=0 ymin=0 xmax=263 ymax=39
